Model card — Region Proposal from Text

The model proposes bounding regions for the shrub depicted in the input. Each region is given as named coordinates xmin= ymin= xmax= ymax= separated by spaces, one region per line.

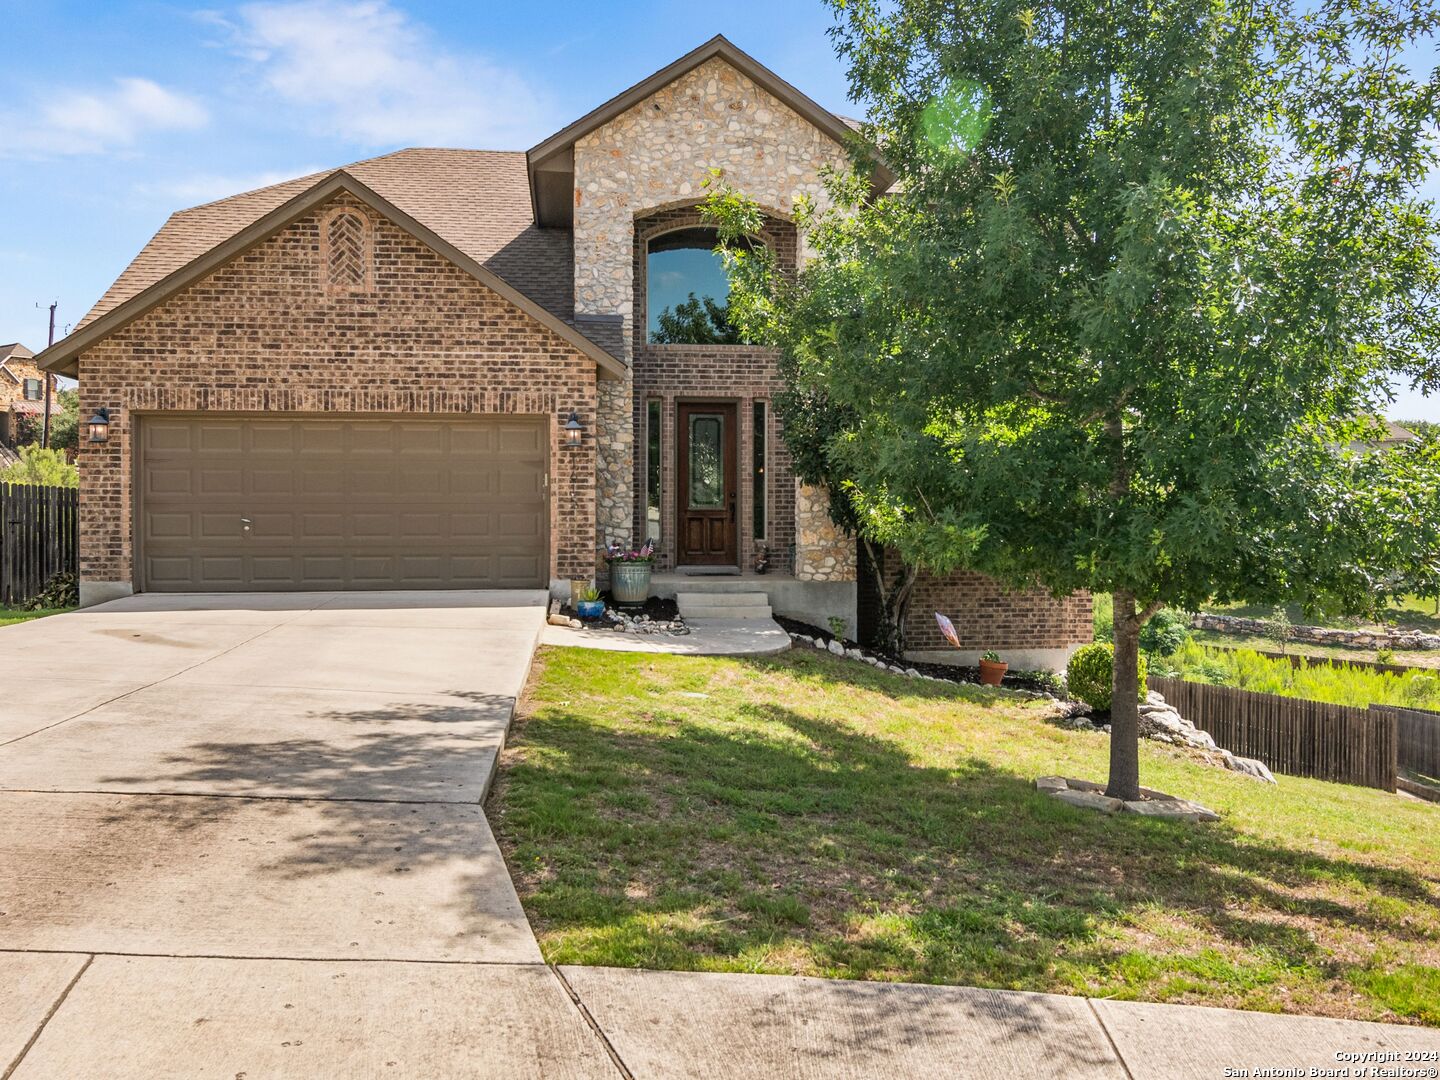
xmin=24 ymin=571 xmax=77 ymax=611
xmin=1167 ymin=639 xmax=1440 ymax=710
xmin=1066 ymin=642 xmax=1148 ymax=712
xmin=0 ymin=446 xmax=77 ymax=488
xmin=1139 ymin=608 xmax=1191 ymax=657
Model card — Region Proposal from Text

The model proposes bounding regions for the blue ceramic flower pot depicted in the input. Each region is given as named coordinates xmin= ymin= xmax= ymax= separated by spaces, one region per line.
xmin=576 ymin=599 xmax=605 ymax=619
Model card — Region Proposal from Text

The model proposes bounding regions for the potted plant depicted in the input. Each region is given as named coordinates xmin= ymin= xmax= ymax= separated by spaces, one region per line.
xmin=574 ymin=584 xmax=605 ymax=620
xmin=979 ymin=650 xmax=1008 ymax=687
xmin=606 ymin=539 xmax=655 ymax=605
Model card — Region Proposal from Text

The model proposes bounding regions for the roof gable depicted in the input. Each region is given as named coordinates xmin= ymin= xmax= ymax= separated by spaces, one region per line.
xmin=38 ymin=171 xmax=625 ymax=380
xmin=526 ymin=34 xmax=890 ymax=226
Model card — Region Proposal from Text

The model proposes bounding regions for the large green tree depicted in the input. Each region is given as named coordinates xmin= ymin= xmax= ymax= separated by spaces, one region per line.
xmin=708 ymin=0 xmax=1440 ymax=799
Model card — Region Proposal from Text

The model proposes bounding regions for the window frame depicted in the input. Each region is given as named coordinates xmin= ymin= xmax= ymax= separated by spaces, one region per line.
xmin=752 ymin=400 xmax=767 ymax=541
xmin=645 ymin=399 xmax=662 ymax=544
xmin=22 ymin=377 xmax=43 ymax=402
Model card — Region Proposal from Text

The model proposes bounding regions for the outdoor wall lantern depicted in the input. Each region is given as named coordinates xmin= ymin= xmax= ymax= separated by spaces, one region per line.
xmin=564 ymin=411 xmax=584 ymax=448
xmin=86 ymin=408 xmax=112 ymax=445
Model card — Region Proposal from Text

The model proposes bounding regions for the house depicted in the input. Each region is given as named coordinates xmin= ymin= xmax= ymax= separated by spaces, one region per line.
xmin=1349 ymin=420 xmax=1418 ymax=454
xmin=37 ymin=36 xmax=1090 ymax=670
xmin=0 ymin=343 xmax=49 ymax=448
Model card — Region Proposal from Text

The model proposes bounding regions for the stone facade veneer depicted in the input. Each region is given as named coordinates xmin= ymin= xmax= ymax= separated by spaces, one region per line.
xmin=794 ymin=483 xmax=857 ymax=582
xmin=572 ymin=56 xmax=855 ymax=558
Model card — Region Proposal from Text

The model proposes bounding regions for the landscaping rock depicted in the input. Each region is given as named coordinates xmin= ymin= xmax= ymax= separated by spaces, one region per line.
xmin=1191 ymin=612 xmax=1440 ymax=651
xmin=547 ymin=613 xmax=571 ymax=627
xmin=827 ymin=639 xmax=845 ymax=656
xmin=1054 ymin=788 xmax=1125 ymax=813
xmin=1123 ymin=798 xmax=1221 ymax=822
xmin=1223 ymin=754 xmax=1277 ymax=784
xmin=1042 ymin=776 xmax=1220 ymax=821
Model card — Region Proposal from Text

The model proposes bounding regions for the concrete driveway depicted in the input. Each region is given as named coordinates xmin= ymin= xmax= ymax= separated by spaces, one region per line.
xmin=0 ymin=591 xmax=619 ymax=1078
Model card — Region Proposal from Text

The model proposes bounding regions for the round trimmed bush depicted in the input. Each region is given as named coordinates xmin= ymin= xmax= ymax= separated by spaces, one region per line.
xmin=1066 ymin=642 xmax=1148 ymax=712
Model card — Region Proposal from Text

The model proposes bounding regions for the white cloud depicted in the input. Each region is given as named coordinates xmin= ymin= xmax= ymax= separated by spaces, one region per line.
xmin=230 ymin=0 xmax=552 ymax=146
xmin=140 ymin=165 xmax=326 ymax=205
xmin=1 ymin=78 xmax=209 ymax=158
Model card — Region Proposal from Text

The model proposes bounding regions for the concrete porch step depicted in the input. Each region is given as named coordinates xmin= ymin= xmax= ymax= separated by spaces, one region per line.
xmin=676 ymin=592 xmax=774 ymax=620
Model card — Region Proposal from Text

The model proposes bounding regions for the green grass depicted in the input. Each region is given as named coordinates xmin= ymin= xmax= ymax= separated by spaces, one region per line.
xmin=1191 ymin=629 xmax=1440 ymax=670
xmin=491 ymin=647 xmax=1440 ymax=1026
xmin=0 ymin=607 xmax=67 ymax=628
xmin=1162 ymin=640 xmax=1440 ymax=710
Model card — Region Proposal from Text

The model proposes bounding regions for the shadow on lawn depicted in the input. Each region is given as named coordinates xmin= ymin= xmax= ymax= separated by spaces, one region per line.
xmin=496 ymin=661 xmax=1439 ymax=1014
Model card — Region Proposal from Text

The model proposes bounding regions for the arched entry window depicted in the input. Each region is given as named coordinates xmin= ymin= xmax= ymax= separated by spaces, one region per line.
xmin=646 ymin=227 xmax=751 ymax=344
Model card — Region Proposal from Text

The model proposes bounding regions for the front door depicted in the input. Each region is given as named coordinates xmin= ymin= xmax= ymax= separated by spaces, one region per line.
xmin=676 ymin=402 xmax=737 ymax=566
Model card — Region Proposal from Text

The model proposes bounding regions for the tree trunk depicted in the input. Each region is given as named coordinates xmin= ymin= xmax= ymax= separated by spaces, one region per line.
xmin=863 ymin=539 xmax=918 ymax=657
xmin=1106 ymin=588 xmax=1143 ymax=801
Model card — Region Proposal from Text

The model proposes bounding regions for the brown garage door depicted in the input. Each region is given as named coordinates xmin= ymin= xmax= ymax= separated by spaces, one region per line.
xmin=136 ymin=416 xmax=548 ymax=591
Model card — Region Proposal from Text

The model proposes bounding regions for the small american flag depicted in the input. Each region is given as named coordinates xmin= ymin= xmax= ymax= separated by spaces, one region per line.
xmin=934 ymin=612 xmax=961 ymax=649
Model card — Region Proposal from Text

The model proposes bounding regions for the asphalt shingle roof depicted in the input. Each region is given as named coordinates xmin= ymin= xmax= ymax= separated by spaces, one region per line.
xmin=79 ymin=148 xmax=576 ymax=336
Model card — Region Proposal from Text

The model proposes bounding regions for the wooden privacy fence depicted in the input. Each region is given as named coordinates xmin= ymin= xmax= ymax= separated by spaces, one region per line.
xmin=0 ymin=482 xmax=78 ymax=606
xmin=1372 ymin=705 xmax=1440 ymax=783
xmin=1149 ymin=675 xmax=1397 ymax=791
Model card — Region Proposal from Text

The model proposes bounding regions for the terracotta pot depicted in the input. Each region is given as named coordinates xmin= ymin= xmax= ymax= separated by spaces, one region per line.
xmin=978 ymin=658 xmax=1008 ymax=687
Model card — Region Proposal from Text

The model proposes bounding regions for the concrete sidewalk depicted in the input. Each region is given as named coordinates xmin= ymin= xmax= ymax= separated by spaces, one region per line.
xmin=4 ymin=959 xmax=1435 ymax=1078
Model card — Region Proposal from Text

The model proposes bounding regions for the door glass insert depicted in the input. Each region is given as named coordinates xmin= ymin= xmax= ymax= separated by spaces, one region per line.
xmin=687 ymin=413 xmax=724 ymax=509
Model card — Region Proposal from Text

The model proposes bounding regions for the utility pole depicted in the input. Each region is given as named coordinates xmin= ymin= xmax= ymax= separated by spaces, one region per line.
xmin=42 ymin=302 xmax=55 ymax=449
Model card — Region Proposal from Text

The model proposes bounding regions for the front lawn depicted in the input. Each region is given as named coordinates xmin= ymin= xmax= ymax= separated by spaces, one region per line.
xmin=491 ymin=647 xmax=1440 ymax=1026
xmin=0 ymin=607 xmax=67 ymax=628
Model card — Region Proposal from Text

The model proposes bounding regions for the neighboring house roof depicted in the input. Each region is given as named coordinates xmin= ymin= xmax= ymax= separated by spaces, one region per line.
xmin=0 ymin=343 xmax=36 ymax=382
xmin=1346 ymin=419 xmax=1420 ymax=453
xmin=526 ymin=34 xmax=892 ymax=227
xmin=1376 ymin=421 xmax=1418 ymax=447
xmin=41 ymin=169 xmax=625 ymax=380
xmin=9 ymin=401 xmax=45 ymax=415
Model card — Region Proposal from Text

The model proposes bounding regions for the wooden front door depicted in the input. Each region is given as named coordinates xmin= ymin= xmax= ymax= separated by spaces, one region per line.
xmin=676 ymin=402 xmax=737 ymax=565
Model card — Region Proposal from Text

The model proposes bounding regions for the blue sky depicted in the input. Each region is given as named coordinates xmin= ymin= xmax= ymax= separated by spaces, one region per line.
xmin=1 ymin=1 xmax=1436 ymax=420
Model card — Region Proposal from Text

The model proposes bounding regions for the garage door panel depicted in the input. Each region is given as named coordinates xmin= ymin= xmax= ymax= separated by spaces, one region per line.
xmin=301 ymin=514 xmax=346 ymax=542
xmin=198 ymin=469 xmax=243 ymax=496
xmin=299 ymin=425 xmax=345 ymax=452
xmin=139 ymin=416 xmax=548 ymax=591
xmin=249 ymin=469 xmax=295 ymax=495
xmin=197 ymin=557 xmax=244 ymax=585
xmin=497 ymin=424 xmax=545 ymax=453
xmin=197 ymin=425 xmax=243 ymax=452
xmin=146 ymin=513 xmax=194 ymax=542
xmin=248 ymin=426 xmax=296 ymax=452
xmin=249 ymin=556 xmax=301 ymax=586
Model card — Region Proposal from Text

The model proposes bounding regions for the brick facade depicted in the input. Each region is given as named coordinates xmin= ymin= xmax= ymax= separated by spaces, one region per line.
xmin=75 ymin=192 xmax=598 ymax=590
xmin=859 ymin=546 xmax=1093 ymax=656
xmin=631 ymin=205 xmax=796 ymax=572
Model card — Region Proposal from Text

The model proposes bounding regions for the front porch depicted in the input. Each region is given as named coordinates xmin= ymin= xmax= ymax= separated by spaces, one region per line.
xmin=648 ymin=569 xmax=857 ymax=638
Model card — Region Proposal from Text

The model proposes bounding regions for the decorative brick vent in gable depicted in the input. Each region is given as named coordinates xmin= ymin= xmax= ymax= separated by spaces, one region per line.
xmin=323 ymin=207 xmax=372 ymax=293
